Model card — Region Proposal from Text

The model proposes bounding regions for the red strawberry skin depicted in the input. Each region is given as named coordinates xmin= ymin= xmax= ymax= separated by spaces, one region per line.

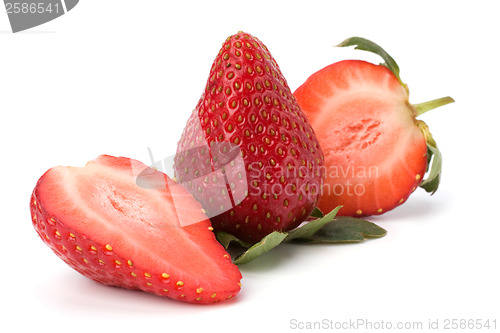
xmin=175 ymin=32 xmax=325 ymax=243
xmin=30 ymin=155 xmax=241 ymax=304
xmin=294 ymin=60 xmax=428 ymax=216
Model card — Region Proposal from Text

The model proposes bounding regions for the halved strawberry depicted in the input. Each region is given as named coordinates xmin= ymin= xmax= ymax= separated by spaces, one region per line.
xmin=294 ymin=37 xmax=454 ymax=216
xmin=30 ymin=155 xmax=241 ymax=304
xmin=174 ymin=31 xmax=325 ymax=243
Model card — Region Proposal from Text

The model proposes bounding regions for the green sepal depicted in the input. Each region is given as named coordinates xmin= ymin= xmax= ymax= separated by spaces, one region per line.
xmin=309 ymin=206 xmax=325 ymax=219
xmin=228 ymin=206 xmax=341 ymax=265
xmin=425 ymin=145 xmax=434 ymax=173
xmin=292 ymin=217 xmax=387 ymax=244
xmin=217 ymin=206 xmax=387 ymax=265
xmin=216 ymin=231 xmax=253 ymax=249
xmin=418 ymin=121 xmax=442 ymax=194
xmin=337 ymin=36 xmax=403 ymax=84
xmin=285 ymin=206 xmax=342 ymax=242
xmin=232 ymin=232 xmax=288 ymax=265
xmin=413 ymin=97 xmax=455 ymax=117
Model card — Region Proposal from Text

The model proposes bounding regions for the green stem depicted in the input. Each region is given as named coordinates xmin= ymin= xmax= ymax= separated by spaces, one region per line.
xmin=413 ymin=96 xmax=455 ymax=117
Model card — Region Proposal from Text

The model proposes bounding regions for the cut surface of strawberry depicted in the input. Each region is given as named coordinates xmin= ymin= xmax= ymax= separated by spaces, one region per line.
xmin=30 ymin=155 xmax=241 ymax=304
xmin=294 ymin=37 xmax=454 ymax=216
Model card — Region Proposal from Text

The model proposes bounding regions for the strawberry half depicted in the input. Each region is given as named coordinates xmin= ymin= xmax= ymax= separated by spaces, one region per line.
xmin=30 ymin=155 xmax=241 ymax=304
xmin=174 ymin=31 xmax=325 ymax=243
xmin=294 ymin=37 xmax=454 ymax=217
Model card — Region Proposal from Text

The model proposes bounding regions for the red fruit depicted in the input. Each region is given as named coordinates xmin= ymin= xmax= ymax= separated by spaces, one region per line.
xmin=30 ymin=155 xmax=241 ymax=304
xmin=175 ymin=31 xmax=325 ymax=243
xmin=294 ymin=37 xmax=454 ymax=217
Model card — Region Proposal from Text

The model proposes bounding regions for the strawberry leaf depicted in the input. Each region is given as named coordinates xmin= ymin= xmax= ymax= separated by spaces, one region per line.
xmin=337 ymin=36 xmax=402 ymax=84
xmin=233 ymin=232 xmax=288 ymax=265
xmin=293 ymin=217 xmax=387 ymax=243
xmin=285 ymin=206 xmax=342 ymax=242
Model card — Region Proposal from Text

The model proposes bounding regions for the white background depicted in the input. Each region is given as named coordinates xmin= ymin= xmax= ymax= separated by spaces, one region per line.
xmin=1 ymin=1 xmax=499 ymax=332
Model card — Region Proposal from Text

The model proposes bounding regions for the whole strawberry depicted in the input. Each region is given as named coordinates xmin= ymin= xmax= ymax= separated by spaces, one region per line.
xmin=175 ymin=31 xmax=325 ymax=243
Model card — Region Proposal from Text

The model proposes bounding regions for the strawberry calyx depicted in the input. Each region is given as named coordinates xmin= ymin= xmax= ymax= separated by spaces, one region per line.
xmin=417 ymin=121 xmax=442 ymax=194
xmin=217 ymin=206 xmax=386 ymax=264
xmin=337 ymin=36 xmax=454 ymax=195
